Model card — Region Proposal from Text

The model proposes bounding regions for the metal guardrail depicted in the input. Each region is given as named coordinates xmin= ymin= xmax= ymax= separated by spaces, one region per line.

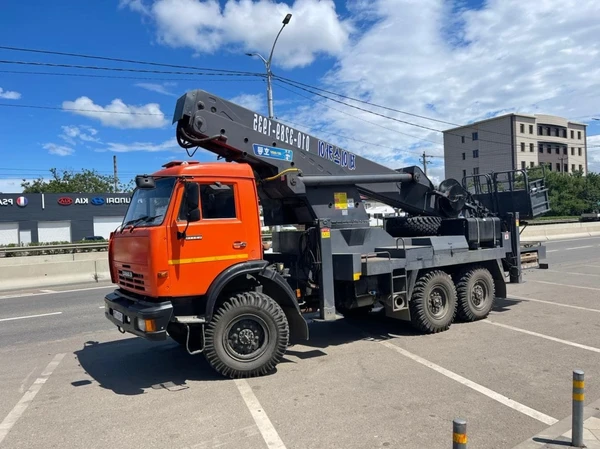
xmin=0 ymin=242 xmax=109 ymax=255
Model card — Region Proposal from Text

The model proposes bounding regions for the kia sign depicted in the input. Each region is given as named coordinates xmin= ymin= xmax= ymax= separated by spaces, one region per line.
xmin=57 ymin=197 xmax=73 ymax=206
xmin=16 ymin=196 xmax=28 ymax=207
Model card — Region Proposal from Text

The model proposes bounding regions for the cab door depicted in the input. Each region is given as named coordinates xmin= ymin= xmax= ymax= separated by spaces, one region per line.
xmin=168 ymin=179 xmax=251 ymax=297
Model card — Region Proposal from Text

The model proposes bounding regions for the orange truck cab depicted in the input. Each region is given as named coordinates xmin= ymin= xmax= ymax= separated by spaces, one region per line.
xmin=104 ymin=160 xmax=308 ymax=377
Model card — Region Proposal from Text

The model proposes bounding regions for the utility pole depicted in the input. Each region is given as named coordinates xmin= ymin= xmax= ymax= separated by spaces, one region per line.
xmin=419 ymin=151 xmax=443 ymax=176
xmin=246 ymin=13 xmax=292 ymax=118
xmin=113 ymin=155 xmax=118 ymax=192
xmin=558 ymin=155 xmax=567 ymax=174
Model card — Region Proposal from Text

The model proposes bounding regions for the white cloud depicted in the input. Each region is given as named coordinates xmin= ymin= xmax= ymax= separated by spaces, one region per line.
xmin=102 ymin=140 xmax=179 ymax=153
xmin=0 ymin=178 xmax=28 ymax=193
xmin=43 ymin=143 xmax=74 ymax=156
xmin=272 ymin=0 xmax=600 ymax=178
xmin=135 ymin=82 xmax=177 ymax=97
xmin=229 ymin=93 xmax=265 ymax=113
xmin=0 ymin=87 xmax=21 ymax=100
xmin=123 ymin=0 xmax=352 ymax=69
xmin=59 ymin=125 xmax=100 ymax=145
xmin=62 ymin=96 xmax=167 ymax=129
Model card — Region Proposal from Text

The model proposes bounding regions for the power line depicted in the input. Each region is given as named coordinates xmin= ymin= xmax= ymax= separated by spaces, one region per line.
xmin=0 ymin=69 xmax=264 ymax=83
xmin=273 ymin=81 xmax=442 ymax=148
xmin=0 ymin=59 xmax=263 ymax=77
xmin=0 ymin=103 xmax=165 ymax=115
xmin=0 ymin=45 xmax=254 ymax=75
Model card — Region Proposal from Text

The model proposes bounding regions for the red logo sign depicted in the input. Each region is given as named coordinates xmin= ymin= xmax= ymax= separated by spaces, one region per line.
xmin=57 ymin=197 xmax=73 ymax=206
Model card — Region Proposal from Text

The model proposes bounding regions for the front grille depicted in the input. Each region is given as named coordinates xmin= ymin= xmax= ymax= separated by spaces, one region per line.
xmin=118 ymin=269 xmax=146 ymax=291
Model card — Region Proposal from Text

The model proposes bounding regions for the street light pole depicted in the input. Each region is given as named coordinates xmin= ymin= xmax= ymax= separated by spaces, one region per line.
xmin=246 ymin=13 xmax=292 ymax=119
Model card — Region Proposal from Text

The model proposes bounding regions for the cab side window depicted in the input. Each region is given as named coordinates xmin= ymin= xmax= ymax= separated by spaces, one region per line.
xmin=200 ymin=183 xmax=236 ymax=219
xmin=178 ymin=183 xmax=200 ymax=221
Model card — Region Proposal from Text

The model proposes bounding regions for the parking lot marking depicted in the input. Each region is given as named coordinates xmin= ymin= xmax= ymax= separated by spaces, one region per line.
xmin=484 ymin=321 xmax=600 ymax=354
xmin=0 ymin=353 xmax=65 ymax=445
xmin=234 ymin=379 xmax=287 ymax=449
xmin=544 ymin=269 xmax=600 ymax=278
xmin=510 ymin=295 xmax=600 ymax=313
xmin=378 ymin=340 xmax=558 ymax=425
xmin=0 ymin=312 xmax=63 ymax=322
xmin=531 ymin=280 xmax=600 ymax=292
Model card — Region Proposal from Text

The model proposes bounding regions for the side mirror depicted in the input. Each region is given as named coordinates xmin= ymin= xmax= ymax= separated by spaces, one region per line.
xmin=184 ymin=182 xmax=200 ymax=222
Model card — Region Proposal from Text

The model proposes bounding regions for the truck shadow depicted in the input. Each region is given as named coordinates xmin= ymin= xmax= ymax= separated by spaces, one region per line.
xmin=74 ymin=297 xmax=524 ymax=395
xmin=73 ymin=337 xmax=225 ymax=396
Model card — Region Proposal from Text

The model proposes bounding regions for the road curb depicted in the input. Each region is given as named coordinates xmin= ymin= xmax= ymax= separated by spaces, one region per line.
xmin=511 ymin=398 xmax=600 ymax=448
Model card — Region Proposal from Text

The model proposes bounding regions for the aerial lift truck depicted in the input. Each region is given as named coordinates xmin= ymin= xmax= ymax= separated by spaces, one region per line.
xmin=104 ymin=89 xmax=550 ymax=378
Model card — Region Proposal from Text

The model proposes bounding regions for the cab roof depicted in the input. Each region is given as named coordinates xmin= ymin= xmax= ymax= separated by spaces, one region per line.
xmin=151 ymin=160 xmax=256 ymax=179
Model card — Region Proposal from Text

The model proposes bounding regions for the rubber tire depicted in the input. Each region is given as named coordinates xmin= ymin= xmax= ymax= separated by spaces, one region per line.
xmin=204 ymin=291 xmax=289 ymax=379
xmin=456 ymin=267 xmax=495 ymax=322
xmin=385 ymin=216 xmax=442 ymax=237
xmin=409 ymin=270 xmax=457 ymax=333
xmin=167 ymin=322 xmax=188 ymax=346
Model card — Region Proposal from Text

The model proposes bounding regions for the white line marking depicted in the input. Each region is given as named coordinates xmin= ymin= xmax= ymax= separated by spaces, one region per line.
xmin=234 ymin=379 xmax=287 ymax=449
xmin=39 ymin=289 xmax=56 ymax=293
xmin=0 ymin=353 xmax=65 ymax=445
xmin=378 ymin=340 xmax=558 ymax=425
xmin=99 ymin=306 xmax=105 ymax=309
xmin=546 ymin=236 xmax=600 ymax=244
xmin=18 ymin=367 xmax=37 ymax=394
xmin=531 ymin=280 xmax=600 ymax=292
xmin=510 ymin=295 xmax=600 ymax=313
xmin=0 ymin=312 xmax=63 ymax=322
xmin=544 ymin=269 xmax=600 ymax=278
xmin=547 ymin=245 xmax=595 ymax=253
xmin=0 ymin=285 xmax=114 ymax=300
xmin=484 ymin=321 xmax=600 ymax=354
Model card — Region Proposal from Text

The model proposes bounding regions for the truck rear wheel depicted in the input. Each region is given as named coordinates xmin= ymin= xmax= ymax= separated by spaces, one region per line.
xmin=204 ymin=291 xmax=289 ymax=378
xmin=409 ymin=270 xmax=457 ymax=333
xmin=456 ymin=267 xmax=495 ymax=321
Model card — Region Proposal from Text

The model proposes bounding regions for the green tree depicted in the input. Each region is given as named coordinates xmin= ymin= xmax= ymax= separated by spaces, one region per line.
xmin=21 ymin=168 xmax=134 ymax=193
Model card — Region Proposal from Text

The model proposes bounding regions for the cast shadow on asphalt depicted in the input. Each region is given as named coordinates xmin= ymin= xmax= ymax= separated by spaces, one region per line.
xmin=73 ymin=297 xmax=524 ymax=396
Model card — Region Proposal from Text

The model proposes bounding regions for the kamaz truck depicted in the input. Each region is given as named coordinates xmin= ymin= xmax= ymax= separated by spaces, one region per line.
xmin=104 ymin=89 xmax=549 ymax=378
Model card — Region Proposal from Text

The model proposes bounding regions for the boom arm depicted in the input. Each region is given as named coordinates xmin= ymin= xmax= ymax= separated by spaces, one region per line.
xmin=173 ymin=90 xmax=478 ymax=227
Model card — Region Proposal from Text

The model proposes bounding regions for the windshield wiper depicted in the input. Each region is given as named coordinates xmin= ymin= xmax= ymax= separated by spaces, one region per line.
xmin=120 ymin=215 xmax=162 ymax=233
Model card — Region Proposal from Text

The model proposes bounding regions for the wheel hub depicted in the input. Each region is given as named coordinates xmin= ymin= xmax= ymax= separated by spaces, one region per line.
xmin=225 ymin=317 xmax=267 ymax=360
xmin=429 ymin=289 xmax=446 ymax=317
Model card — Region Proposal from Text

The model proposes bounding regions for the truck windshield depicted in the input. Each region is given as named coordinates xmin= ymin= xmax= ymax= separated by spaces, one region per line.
xmin=122 ymin=177 xmax=176 ymax=228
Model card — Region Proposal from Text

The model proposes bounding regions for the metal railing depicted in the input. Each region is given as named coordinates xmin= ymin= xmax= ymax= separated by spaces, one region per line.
xmin=0 ymin=242 xmax=109 ymax=256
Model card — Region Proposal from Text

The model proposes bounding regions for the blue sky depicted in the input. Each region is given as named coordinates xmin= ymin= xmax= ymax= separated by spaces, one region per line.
xmin=1 ymin=0 xmax=599 ymax=192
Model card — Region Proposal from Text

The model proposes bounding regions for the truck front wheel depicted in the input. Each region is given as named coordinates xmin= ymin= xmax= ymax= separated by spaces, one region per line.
xmin=409 ymin=270 xmax=457 ymax=333
xmin=204 ymin=291 xmax=290 ymax=378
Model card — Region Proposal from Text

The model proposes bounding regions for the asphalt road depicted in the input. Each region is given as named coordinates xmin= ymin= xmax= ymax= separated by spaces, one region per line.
xmin=1 ymin=236 xmax=600 ymax=449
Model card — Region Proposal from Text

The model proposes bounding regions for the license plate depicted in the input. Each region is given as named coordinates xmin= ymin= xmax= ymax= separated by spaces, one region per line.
xmin=113 ymin=310 xmax=124 ymax=323
xmin=121 ymin=270 xmax=133 ymax=278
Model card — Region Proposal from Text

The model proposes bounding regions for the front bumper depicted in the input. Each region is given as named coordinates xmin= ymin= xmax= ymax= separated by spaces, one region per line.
xmin=104 ymin=290 xmax=173 ymax=341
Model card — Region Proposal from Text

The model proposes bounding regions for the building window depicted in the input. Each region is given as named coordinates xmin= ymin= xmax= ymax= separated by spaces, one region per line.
xmin=556 ymin=163 xmax=560 ymax=171
xmin=571 ymin=130 xmax=574 ymax=139
xmin=462 ymin=152 xmax=466 ymax=160
xmin=530 ymin=161 xmax=534 ymax=168
xmin=530 ymin=143 xmax=534 ymax=152
xmin=571 ymin=147 xmax=575 ymax=155
xmin=462 ymin=169 xmax=467 ymax=178
xmin=472 ymin=132 xmax=478 ymax=141
xmin=563 ymin=129 xmax=567 ymax=138
xmin=555 ymin=146 xmax=560 ymax=154
xmin=546 ymin=127 xmax=551 ymax=135
xmin=563 ymin=147 xmax=567 ymax=155
xmin=521 ymin=142 xmax=525 ymax=152
xmin=529 ymin=125 xmax=534 ymax=134
xmin=473 ymin=167 xmax=479 ymax=175
xmin=564 ymin=164 xmax=568 ymax=173
xmin=461 ymin=136 xmax=465 ymax=143
xmin=521 ymin=161 xmax=526 ymax=169
xmin=548 ymin=164 xmax=552 ymax=171
xmin=547 ymin=145 xmax=551 ymax=154
xmin=578 ymin=148 xmax=582 ymax=156
xmin=539 ymin=144 xmax=543 ymax=153
xmin=579 ymin=164 xmax=583 ymax=172
xmin=473 ymin=149 xmax=479 ymax=158
xmin=538 ymin=126 xmax=543 ymax=135
xmin=520 ymin=123 xmax=524 ymax=133
xmin=578 ymin=131 xmax=581 ymax=140
xmin=554 ymin=128 xmax=559 ymax=137
xmin=572 ymin=164 xmax=576 ymax=172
